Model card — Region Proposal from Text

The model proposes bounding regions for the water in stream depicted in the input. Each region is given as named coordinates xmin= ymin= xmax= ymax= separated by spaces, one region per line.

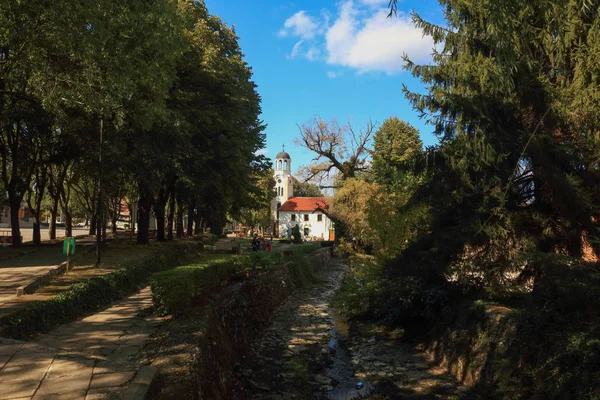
xmin=326 ymin=306 xmax=373 ymax=400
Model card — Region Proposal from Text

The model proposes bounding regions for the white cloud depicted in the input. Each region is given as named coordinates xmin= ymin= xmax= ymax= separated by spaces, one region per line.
xmin=288 ymin=41 xmax=321 ymax=61
xmin=278 ymin=1 xmax=435 ymax=75
xmin=359 ymin=0 xmax=390 ymax=6
xmin=255 ymin=149 xmax=268 ymax=156
xmin=279 ymin=10 xmax=319 ymax=40
xmin=327 ymin=71 xmax=343 ymax=78
xmin=306 ymin=46 xmax=320 ymax=61
xmin=289 ymin=40 xmax=304 ymax=58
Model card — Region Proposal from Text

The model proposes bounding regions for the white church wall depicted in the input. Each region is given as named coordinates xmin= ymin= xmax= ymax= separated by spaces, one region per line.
xmin=278 ymin=211 xmax=332 ymax=240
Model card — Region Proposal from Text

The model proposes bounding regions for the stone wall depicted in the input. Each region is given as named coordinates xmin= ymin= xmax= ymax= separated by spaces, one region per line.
xmin=194 ymin=248 xmax=332 ymax=399
xmin=422 ymin=305 xmax=516 ymax=390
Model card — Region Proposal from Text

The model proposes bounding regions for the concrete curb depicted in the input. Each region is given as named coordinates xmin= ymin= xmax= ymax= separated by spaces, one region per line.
xmin=124 ymin=366 xmax=158 ymax=400
xmin=15 ymin=244 xmax=96 ymax=297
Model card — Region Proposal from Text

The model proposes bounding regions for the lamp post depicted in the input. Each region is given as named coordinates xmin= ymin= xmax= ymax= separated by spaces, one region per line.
xmin=96 ymin=118 xmax=104 ymax=267
xmin=61 ymin=98 xmax=115 ymax=267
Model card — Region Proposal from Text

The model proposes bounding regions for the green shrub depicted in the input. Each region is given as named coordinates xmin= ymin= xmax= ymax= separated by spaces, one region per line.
xmin=0 ymin=241 xmax=202 ymax=340
xmin=286 ymin=256 xmax=317 ymax=288
xmin=292 ymin=225 xmax=302 ymax=243
xmin=288 ymin=243 xmax=320 ymax=257
xmin=150 ymin=246 xmax=327 ymax=316
xmin=150 ymin=251 xmax=286 ymax=315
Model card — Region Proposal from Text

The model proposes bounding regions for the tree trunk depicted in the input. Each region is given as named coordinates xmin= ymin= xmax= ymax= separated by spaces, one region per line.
xmin=194 ymin=213 xmax=202 ymax=235
xmin=187 ymin=199 xmax=195 ymax=237
xmin=89 ymin=212 xmax=96 ymax=236
xmin=176 ymin=198 xmax=184 ymax=238
xmin=62 ymin=206 xmax=72 ymax=237
xmin=137 ymin=196 xmax=151 ymax=245
xmin=49 ymin=196 xmax=59 ymax=239
xmin=102 ymin=210 xmax=107 ymax=240
xmin=32 ymin=220 xmax=41 ymax=245
xmin=129 ymin=203 xmax=135 ymax=236
xmin=155 ymin=200 xmax=166 ymax=242
xmin=8 ymin=194 xmax=21 ymax=248
xmin=167 ymin=192 xmax=175 ymax=241
xmin=32 ymin=197 xmax=44 ymax=245
xmin=111 ymin=199 xmax=119 ymax=234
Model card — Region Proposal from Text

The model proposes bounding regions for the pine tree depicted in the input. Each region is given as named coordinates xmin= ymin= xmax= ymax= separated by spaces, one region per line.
xmin=387 ymin=0 xmax=600 ymax=279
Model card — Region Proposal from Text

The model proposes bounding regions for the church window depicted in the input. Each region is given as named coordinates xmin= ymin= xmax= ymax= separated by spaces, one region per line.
xmin=291 ymin=214 xmax=296 ymax=221
xmin=317 ymin=214 xmax=322 ymax=222
xmin=304 ymin=214 xmax=309 ymax=221
xmin=284 ymin=160 xmax=288 ymax=170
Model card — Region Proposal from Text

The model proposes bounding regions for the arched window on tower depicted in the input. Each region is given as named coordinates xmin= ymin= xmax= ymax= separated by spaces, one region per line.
xmin=284 ymin=160 xmax=288 ymax=170
xmin=278 ymin=160 xmax=282 ymax=170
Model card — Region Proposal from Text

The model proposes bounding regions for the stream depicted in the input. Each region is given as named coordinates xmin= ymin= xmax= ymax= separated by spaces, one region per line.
xmin=232 ymin=258 xmax=464 ymax=399
xmin=326 ymin=306 xmax=373 ymax=400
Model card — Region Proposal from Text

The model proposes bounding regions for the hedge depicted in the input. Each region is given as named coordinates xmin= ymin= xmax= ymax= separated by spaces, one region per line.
xmin=0 ymin=241 xmax=203 ymax=340
xmin=150 ymin=251 xmax=285 ymax=316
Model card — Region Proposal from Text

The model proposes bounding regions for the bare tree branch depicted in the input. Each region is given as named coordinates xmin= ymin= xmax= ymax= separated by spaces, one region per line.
xmin=295 ymin=116 xmax=375 ymax=185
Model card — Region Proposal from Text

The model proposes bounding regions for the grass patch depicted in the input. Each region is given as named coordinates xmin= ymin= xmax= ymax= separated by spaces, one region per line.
xmin=0 ymin=241 xmax=202 ymax=340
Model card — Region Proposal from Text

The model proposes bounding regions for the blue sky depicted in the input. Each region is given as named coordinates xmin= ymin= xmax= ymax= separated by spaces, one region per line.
xmin=204 ymin=0 xmax=444 ymax=174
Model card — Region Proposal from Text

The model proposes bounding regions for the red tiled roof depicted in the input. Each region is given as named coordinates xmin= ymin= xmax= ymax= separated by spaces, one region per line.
xmin=278 ymin=197 xmax=330 ymax=212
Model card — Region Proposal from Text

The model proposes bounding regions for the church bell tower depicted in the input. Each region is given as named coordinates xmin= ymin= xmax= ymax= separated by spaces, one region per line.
xmin=272 ymin=146 xmax=294 ymax=222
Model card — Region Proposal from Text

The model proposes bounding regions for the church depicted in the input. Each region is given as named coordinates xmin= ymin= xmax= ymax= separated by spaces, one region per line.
xmin=271 ymin=149 xmax=335 ymax=241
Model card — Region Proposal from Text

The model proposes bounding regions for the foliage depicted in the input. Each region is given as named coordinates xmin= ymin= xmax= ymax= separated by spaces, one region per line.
xmin=372 ymin=117 xmax=422 ymax=189
xmin=0 ymin=0 xmax=267 ymax=246
xmin=335 ymin=255 xmax=456 ymax=326
xmin=238 ymin=169 xmax=276 ymax=232
xmin=0 ymin=241 xmax=202 ymax=340
xmin=293 ymin=178 xmax=323 ymax=197
xmin=151 ymin=245 xmax=321 ymax=315
xmin=333 ymin=178 xmax=380 ymax=251
xmin=291 ymin=225 xmax=302 ymax=244
xmin=392 ymin=0 xmax=600 ymax=279
xmin=287 ymin=243 xmax=321 ymax=257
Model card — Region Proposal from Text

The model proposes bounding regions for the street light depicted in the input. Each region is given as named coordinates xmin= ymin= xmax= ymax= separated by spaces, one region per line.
xmin=61 ymin=97 xmax=105 ymax=267
xmin=97 ymin=118 xmax=104 ymax=267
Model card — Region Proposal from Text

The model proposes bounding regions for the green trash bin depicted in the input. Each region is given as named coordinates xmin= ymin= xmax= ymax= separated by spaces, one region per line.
xmin=63 ymin=237 xmax=76 ymax=256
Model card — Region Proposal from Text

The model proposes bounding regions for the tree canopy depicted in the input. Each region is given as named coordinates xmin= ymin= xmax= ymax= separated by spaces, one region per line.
xmin=0 ymin=0 xmax=268 ymax=246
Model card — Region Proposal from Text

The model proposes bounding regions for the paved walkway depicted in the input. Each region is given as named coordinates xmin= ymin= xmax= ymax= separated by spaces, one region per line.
xmin=0 ymin=287 xmax=158 ymax=399
xmin=0 ymin=245 xmax=69 ymax=305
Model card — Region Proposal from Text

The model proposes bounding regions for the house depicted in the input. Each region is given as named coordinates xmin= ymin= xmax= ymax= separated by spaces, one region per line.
xmin=278 ymin=197 xmax=334 ymax=241
xmin=271 ymin=148 xmax=334 ymax=241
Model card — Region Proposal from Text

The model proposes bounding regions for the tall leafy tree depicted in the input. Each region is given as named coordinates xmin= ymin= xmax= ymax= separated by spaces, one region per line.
xmin=386 ymin=0 xmax=600 ymax=280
